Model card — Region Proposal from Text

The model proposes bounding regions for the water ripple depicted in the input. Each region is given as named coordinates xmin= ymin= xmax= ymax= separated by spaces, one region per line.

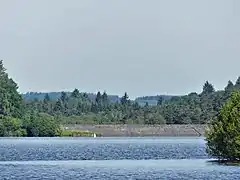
xmin=0 ymin=137 xmax=237 ymax=180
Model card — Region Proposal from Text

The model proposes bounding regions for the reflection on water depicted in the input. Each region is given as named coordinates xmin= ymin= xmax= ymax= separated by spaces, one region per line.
xmin=0 ymin=137 xmax=238 ymax=180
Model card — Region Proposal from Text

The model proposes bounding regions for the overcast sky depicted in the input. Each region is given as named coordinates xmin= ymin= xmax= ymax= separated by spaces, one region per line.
xmin=0 ymin=0 xmax=239 ymax=98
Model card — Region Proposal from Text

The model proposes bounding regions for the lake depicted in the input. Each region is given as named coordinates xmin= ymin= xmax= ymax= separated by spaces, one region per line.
xmin=0 ymin=137 xmax=238 ymax=179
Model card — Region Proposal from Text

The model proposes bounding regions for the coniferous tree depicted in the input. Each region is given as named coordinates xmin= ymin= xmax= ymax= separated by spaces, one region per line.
xmin=121 ymin=92 xmax=130 ymax=106
xmin=102 ymin=91 xmax=108 ymax=105
xmin=82 ymin=93 xmax=89 ymax=99
xmin=42 ymin=93 xmax=50 ymax=112
xmin=0 ymin=60 xmax=24 ymax=118
xmin=157 ymin=96 xmax=164 ymax=105
xmin=225 ymin=80 xmax=234 ymax=91
xmin=53 ymin=99 xmax=63 ymax=114
xmin=235 ymin=76 xmax=240 ymax=89
xmin=95 ymin=91 xmax=102 ymax=104
xmin=71 ymin=89 xmax=80 ymax=98
xmin=202 ymin=81 xmax=215 ymax=95
xmin=60 ymin=92 xmax=68 ymax=103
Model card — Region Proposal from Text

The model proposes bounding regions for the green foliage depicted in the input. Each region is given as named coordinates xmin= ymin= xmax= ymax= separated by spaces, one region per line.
xmin=23 ymin=113 xmax=61 ymax=137
xmin=22 ymin=78 xmax=240 ymax=125
xmin=225 ymin=80 xmax=234 ymax=91
xmin=71 ymin=89 xmax=80 ymax=98
xmin=0 ymin=60 xmax=24 ymax=118
xmin=0 ymin=116 xmax=27 ymax=137
xmin=157 ymin=96 xmax=164 ymax=105
xmin=57 ymin=128 xmax=101 ymax=137
xmin=206 ymin=91 xmax=240 ymax=161
xmin=0 ymin=60 xmax=64 ymax=137
xmin=3 ymin=59 xmax=240 ymax=138
xmin=202 ymin=81 xmax=215 ymax=95
xmin=120 ymin=92 xmax=130 ymax=106
xmin=235 ymin=77 xmax=240 ymax=89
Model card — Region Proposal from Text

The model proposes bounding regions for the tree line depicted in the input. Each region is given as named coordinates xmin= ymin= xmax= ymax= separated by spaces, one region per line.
xmin=25 ymin=77 xmax=240 ymax=126
xmin=1 ymin=59 xmax=240 ymax=136
xmin=0 ymin=60 xmax=61 ymax=136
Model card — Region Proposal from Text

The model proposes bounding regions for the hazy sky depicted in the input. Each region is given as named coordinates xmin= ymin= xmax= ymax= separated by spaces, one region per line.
xmin=0 ymin=0 xmax=239 ymax=98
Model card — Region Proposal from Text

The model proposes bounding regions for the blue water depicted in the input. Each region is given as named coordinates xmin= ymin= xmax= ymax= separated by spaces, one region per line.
xmin=0 ymin=137 xmax=238 ymax=179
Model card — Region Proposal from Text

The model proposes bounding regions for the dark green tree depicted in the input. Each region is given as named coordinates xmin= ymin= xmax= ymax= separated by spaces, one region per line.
xmin=82 ymin=93 xmax=89 ymax=99
xmin=44 ymin=93 xmax=50 ymax=101
xmin=202 ymin=81 xmax=215 ymax=95
xmin=53 ymin=99 xmax=63 ymax=114
xmin=121 ymin=92 xmax=130 ymax=106
xmin=144 ymin=102 xmax=149 ymax=107
xmin=225 ymin=80 xmax=234 ymax=91
xmin=24 ymin=112 xmax=60 ymax=137
xmin=0 ymin=116 xmax=26 ymax=137
xmin=206 ymin=91 xmax=240 ymax=162
xmin=71 ymin=89 xmax=80 ymax=98
xmin=157 ymin=96 xmax=164 ymax=105
xmin=0 ymin=60 xmax=24 ymax=118
xmin=60 ymin=92 xmax=68 ymax=103
xmin=42 ymin=93 xmax=50 ymax=112
xmin=102 ymin=91 xmax=108 ymax=105
xmin=95 ymin=91 xmax=102 ymax=104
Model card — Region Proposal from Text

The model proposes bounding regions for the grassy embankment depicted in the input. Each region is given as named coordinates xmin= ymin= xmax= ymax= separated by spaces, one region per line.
xmin=59 ymin=130 xmax=102 ymax=137
xmin=65 ymin=124 xmax=207 ymax=137
xmin=57 ymin=126 xmax=102 ymax=137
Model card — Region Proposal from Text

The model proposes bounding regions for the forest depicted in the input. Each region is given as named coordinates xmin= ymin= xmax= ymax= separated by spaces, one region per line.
xmin=0 ymin=60 xmax=240 ymax=136
xmin=24 ymin=78 xmax=239 ymax=125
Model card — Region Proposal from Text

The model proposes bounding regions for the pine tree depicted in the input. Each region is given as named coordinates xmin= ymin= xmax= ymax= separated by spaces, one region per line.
xmin=157 ymin=96 xmax=164 ymax=105
xmin=225 ymin=80 xmax=234 ymax=91
xmin=71 ymin=89 xmax=80 ymax=98
xmin=60 ymin=92 xmax=68 ymax=103
xmin=82 ymin=93 xmax=89 ymax=99
xmin=202 ymin=81 xmax=215 ymax=95
xmin=102 ymin=91 xmax=108 ymax=105
xmin=235 ymin=76 xmax=240 ymax=89
xmin=144 ymin=102 xmax=149 ymax=107
xmin=42 ymin=93 xmax=50 ymax=113
xmin=44 ymin=93 xmax=50 ymax=102
xmin=53 ymin=99 xmax=63 ymax=114
xmin=121 ymin=92 xmax=130 ymax=106
xmin=95 ymin=91 xmax=102 ymax=104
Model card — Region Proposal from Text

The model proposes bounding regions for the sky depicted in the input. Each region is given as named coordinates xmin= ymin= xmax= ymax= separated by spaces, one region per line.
xmin=0 ymin=0 xmax=239 ymax=99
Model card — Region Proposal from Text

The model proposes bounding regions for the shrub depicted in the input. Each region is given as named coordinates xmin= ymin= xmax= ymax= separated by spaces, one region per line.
xmin=57 ymin=128 xmax=101 ymax=137
xmin=23 ymin=113 xmax=61 ymax=137
xmin=206 ymin=91 xmax=240 ymax=161
xmin=0 ymin=116 xmax=25 ymax=136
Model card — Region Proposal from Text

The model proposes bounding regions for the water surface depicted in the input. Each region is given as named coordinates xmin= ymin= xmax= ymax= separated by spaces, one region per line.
xmin=0 ymin=137 xmax=238 ymax=179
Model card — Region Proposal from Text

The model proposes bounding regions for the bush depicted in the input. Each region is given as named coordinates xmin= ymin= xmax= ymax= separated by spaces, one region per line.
xmin=23 ymin=113 xmax=61 ymax=137
xmin=0 ymin=116 xmax=26 ymax=137
xmin=205 ymin=91 xmax=240 ymax=162
xmin=15 ymin=128 xmax=27 ymax=137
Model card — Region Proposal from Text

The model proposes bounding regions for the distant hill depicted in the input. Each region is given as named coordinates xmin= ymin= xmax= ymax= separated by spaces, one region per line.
xmin=135 ymin=95 xmax=174 ymax=106
xmin=23 ymin=92 xmax=175 ymax=105
xmin=23 ymin=92 xmax=120 ymax=103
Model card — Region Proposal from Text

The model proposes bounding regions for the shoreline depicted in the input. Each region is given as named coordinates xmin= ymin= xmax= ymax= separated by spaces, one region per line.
xmin=65 ymin=124 xmax=207 ymax=137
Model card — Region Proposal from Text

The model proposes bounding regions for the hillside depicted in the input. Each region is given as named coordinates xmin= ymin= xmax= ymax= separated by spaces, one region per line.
xmin=23 ymin=92 xmax=120 ymax=103
xmin=23 ymin=92 xmax=174 ymax=105
xmin=135 ymin=95 xmax=174 ymax=106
